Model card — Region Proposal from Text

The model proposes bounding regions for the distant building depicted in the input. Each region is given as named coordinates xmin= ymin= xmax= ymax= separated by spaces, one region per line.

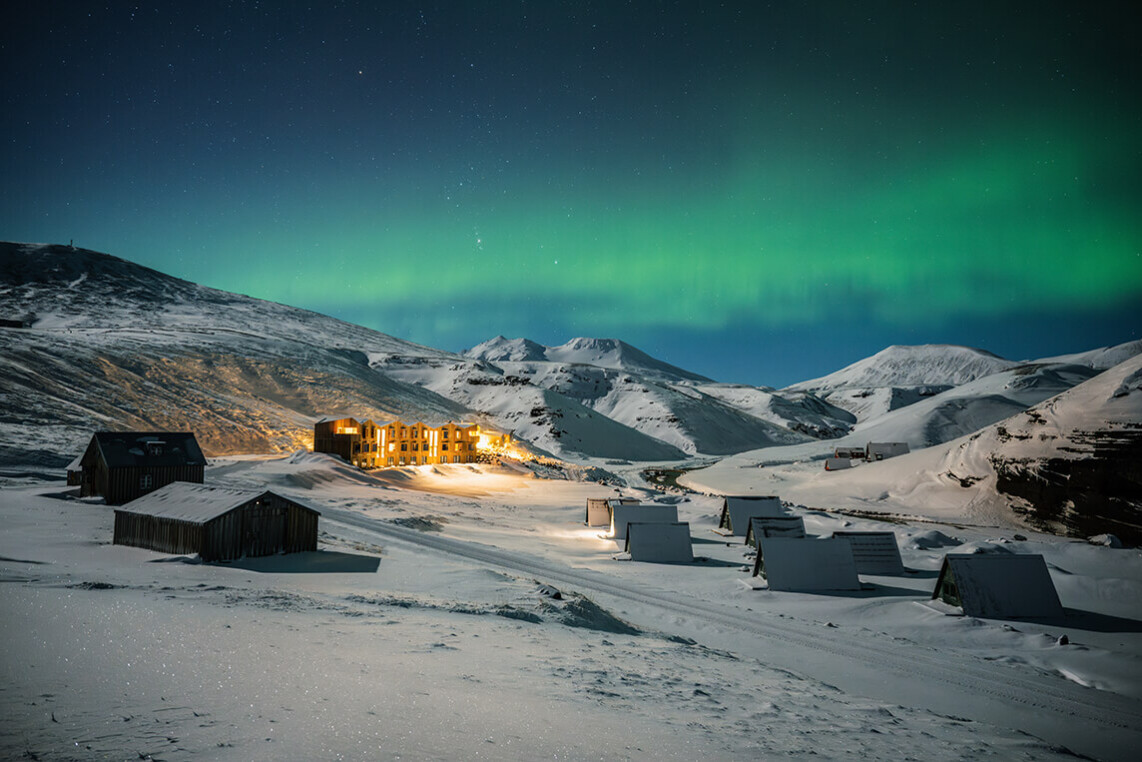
xmin=313 ymin=417 xmax=507 ymax=468
xmin=75 ymin=431 xmax=206 ymax=505
xmin=113 ymin=482 xmax=319 ymax=562
xmin=865 ymin=442 xmax=910 ymax=461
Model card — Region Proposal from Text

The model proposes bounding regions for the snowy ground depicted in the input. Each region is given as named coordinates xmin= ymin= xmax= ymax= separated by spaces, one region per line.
xmin=3 ymin=454 xmax=1141 ymax=760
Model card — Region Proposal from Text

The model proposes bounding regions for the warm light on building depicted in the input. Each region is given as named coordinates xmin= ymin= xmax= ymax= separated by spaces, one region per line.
xmin=313 ymin=417 xmax=509 ymax=469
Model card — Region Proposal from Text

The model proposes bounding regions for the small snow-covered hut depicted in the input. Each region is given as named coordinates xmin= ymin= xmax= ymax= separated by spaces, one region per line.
xmin=833 ymin=446 xmax=866 ymax=460
xmin=866 ymin=442 xmax=910 ymax=461
xmin=623 ymin=522 xmax=693 ymax=563
xmin=831 ymin=531 xmax=905 ymax=575
xmin=718 ymin=495 xmax=785 ymax=536
xmin=744 ymin=516 xmax=806 ymax=548
xmin=609 ymin=503 xmax=678 ymax=540
xmin=932 ymin=553 xmax=1063 ymax=619
xmin=752 ymin=536 xmax=861 ymax=592
xmin=824 ymin=457 xmax=853 ymax=471
xmin=114 ymin=482 xmax=320 ymax=562
xmin=585 ymin=497 xmax=638 ymax=526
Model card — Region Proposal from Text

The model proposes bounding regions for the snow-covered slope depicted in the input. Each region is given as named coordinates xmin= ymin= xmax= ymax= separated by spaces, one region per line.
xmin=789 ymin=344 xmax=1016 ymax=394
xmin=466 ymin=335 xmax=712 ymax=383
xmin=457 ymin=337 xmax=841 ymax=455
xmin=0 ymin=242 xmax=470 ymax=463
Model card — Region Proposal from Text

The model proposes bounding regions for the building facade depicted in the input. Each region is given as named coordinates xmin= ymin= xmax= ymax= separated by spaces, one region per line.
xmin=313 ymin=417 xmax=503 ymax=468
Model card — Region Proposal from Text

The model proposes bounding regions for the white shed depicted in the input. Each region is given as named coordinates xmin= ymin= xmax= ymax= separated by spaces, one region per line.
xmin=609 ymin=503 xmax=679 ymax=540
xmin=585 ymin=497 xmax=638 ymax=526
xmin=717 ymin=495 xmax=785 ymax=536
xmin=623 ymin=522 xmax=693 ymax=563
xmin=933 ymin=553 xmax=1063 ymax=619
xmin=831 ymin=531 xmax=905 ymax=575
xmin=744 ymin=516 xmax=806 ymax=548
xmin=753 ymin=536 xmax=861 ymax=592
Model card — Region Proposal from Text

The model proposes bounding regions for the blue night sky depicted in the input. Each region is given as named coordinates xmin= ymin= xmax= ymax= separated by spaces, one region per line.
xmin=3 ymin=2 xmax=1140 ymax=387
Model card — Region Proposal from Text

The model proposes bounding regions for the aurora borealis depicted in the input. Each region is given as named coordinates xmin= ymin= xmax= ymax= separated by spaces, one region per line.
xmin=3 ymin=2 xmax=1139 ymax=386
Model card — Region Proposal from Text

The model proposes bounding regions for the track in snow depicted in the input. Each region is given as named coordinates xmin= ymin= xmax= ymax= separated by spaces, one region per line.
xmin=322 ymin=506 xmax=1142 ymax=738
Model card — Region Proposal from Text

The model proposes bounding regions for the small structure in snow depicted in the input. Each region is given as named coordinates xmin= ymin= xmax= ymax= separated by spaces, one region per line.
xmin=744 ymin=516 xmax=806 ymax=548
xmin=833 ymin=446 xmax=866 ymax=459
xmin=113 ymin=482 xmax=320 ymax=562
xmin=718 ymin=495 xmax=785 ymax=536
xmin=609 ymin=503 xmax=679 ymax=540
xmin=824 ymin=457 xmax=853 ymax=471
xmin=623 ymin=522 xmax=693 ymax=563
xmin=932 ymin=553 xmax=1063 ymax=619
xmin=831 ymin=531 xmax=905 ymax=575
xmin=865 ymin=442 xmax=910 ymax=461
xmin=75 ymin=431 xmax=206 ymax=505
xmin=753 ymin=536 xmax=861 ymax=592
xmin=585 ymin=496 xmax=638 ymax=526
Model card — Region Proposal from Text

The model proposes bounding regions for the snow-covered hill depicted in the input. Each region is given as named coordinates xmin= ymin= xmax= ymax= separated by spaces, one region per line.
xmin=0 ymin=243 xmax=828 ymax=463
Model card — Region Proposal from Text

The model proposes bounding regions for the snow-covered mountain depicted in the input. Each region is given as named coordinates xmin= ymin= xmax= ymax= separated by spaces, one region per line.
xmin=2 ymin=242 xmax=1135 ymax=471
xmin=466 ymin=335 xmax=712 ymax=383
xmin=0 ymin=243 xmax=833 ymax=463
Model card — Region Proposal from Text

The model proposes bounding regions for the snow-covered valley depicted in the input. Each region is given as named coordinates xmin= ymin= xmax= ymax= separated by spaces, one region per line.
xmin=2 ymin=241 xmax=1141 ymax=759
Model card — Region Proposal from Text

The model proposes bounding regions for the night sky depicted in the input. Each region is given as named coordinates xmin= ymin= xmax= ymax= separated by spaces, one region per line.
xmin=3 ymin=2 xmax=1140 ymax=387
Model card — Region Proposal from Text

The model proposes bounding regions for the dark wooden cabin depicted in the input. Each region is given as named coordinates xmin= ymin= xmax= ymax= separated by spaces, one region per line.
xmin=113 ymin=482 xmax=320 ymax=562
xmin=78 ymin=431 xmax=206 ymax=505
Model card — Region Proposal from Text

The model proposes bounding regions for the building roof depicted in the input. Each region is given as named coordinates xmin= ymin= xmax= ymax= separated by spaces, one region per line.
xmin=720 ymin=495 xmax=785 ymax=535
xmin=91 ymin=431 xmax=206 ymax=469
xmin=623 ymin=522 xmax=693 ymax=563
xmin=115 ymin=482 xmax=320 ymax=523
xmin=756 ymin=536 xmax=861 ymax=592
xmin=831 ymin=531 xmax=905 ymax=575
xmin=935 ymin=553 xmax=1063 ymax=618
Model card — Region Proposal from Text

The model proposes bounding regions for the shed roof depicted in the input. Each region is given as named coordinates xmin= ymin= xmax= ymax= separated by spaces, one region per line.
xmin=934 ymin=553 xmax=1063 ymax=619
xmin=91 ymin=431 xmax=206 ymax=469
xmin=115 ymin=482 xmax=320 ymax=524
xmin=719 ymin=495 xmax=785 ymax=535
xmin=755 ymin=536 xmax=861 ymax=592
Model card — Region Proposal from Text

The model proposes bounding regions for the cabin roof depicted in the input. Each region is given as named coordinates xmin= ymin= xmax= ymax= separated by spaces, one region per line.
xmin=115 ymin=481 xmax=320 ymax=523
xmin=92 ymin=431 xmax=206 ymax=469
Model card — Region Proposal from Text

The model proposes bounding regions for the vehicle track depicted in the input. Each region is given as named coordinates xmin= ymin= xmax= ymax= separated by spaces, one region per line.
xmin=323 ymin=506 xmax=1142 ymax=734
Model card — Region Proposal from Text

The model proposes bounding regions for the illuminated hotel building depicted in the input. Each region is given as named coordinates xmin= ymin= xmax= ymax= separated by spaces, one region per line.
xmin=313 ymin=417 xmax=510 ymax=468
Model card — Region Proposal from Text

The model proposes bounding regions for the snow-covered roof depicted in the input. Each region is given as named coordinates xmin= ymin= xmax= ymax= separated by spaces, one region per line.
xmin=114 ymin=481 xmax=319 ymax=523
xmin=609 ymin=503 xmax=678 ymax=540
xmin=745 ymin=516 xmax=806 ymax=548
xmin=935 ymin=553 xmax=1063 ymax=619
xmin=719 ymin=495 xmax=785 ymax=535
xmin=623 ymin=522 xmax=693 ymax=563
xmin=92 ymin=431 xmax=206 ymax=469
xmin=755 ymin=537 xmax=861 ymax=592
xmin=831 ymin=531 xmax=905 ymax=575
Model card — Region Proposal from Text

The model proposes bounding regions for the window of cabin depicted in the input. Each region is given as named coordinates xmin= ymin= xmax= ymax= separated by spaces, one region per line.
xmin=140 ymin=474 xmax=153 ymax=490
xmin=387 ymin=457 xmax=394 ymax=466
xmin=401 ymin=443 xmax=407 ymax=451
xmin=442 ymin=429 xmax=449 ymax=438
xmin=442 ymin=443 xmax=449 ymax=451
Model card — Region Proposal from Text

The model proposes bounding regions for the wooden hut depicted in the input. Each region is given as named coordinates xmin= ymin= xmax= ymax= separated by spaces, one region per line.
xmin=752 ymin=536 xmax=861 ymax=592
xmin=585 ymin=496 xmax=639 ymax=526
xmin=932 ymin=553 xmax=1063 ymax=619
xmin=77 ymin=432 xmax=206 ymax=505
xmin=623 ymin=522 xmax=693 ymax=563
xmin=717 ymin=495 xmax=785 ymax=536
xmin=113 ymin=482 xmax=320 ymax=562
